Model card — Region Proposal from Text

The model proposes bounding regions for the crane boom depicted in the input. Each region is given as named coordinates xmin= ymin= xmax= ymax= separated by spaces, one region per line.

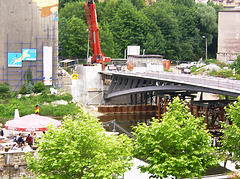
xmin=84 ymin=0 xmax=110 ymax=63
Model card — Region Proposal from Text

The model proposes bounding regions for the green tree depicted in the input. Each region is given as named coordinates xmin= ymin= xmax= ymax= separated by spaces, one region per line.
xmin=130 ymin=0 xmax=146 ymax=10
xmin=196 ymin=3 xmax=217 ymax=35
xmin=133 ymin=97 xmax=217 ymax=178
xmin=170 ymin=0 xmax=195 ymax=7
xmin=59 ymin=0 xmax=81 ymax=9
xmin=196 ymin=3 xmax=218 ymax=58
xmin=108 ymin=0 xmax=150 ymax=58
xmin=143 ymin=30 xmax=165 ymax=55
xmin=99 ymin=23 xmax=115 ymax=58
xmin=142 ymin=1 xmax=181 ymax=60
xmin=58 ymin=0 xmax=218 ymax=61
xmin=230 ymin=56 xmax=240 ymax=74
xmin=220 ymin=96 xmax=240 ymax=165
xmin=172 ymin=4 xmax=202 ymax=61
xmin=59 ymin=1 xmax=88 ymax=59
xmin=26 ymin=110 xmax=133 ymax=178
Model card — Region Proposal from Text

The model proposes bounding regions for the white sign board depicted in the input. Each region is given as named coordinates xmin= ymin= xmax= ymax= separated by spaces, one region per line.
xmin=127 ymin=46 xmax=140 ymax=56
xmin=43 ymin=46 xmax=53 ymax=85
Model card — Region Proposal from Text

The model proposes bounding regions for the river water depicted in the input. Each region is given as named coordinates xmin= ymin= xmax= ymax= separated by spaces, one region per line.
xmin=98 ymin=112 xmax=158 ymax=134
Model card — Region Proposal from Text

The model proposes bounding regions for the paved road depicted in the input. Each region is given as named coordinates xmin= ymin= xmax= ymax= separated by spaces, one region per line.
xmin=144 ymin=71 xmax=240 ymax=92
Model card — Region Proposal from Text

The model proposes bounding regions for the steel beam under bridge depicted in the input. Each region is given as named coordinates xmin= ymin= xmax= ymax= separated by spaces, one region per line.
xmin=100 ymin=71 xmax=240 ymax=99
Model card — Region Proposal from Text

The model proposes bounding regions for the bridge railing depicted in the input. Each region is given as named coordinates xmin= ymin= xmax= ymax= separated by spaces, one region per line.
xmin=101 ymin=70 xmax=240 ymax=95
xmin=140 ymin=71 xmax=240 ymax=92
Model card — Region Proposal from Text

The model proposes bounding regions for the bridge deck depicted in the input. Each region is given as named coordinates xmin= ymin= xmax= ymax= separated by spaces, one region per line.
xmin=100 ymin=70 xmax=240 ymax=98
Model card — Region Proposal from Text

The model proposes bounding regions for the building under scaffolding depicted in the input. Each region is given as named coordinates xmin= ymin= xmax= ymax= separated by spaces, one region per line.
xmin=0 ymin=0 xmax=59 ymax=91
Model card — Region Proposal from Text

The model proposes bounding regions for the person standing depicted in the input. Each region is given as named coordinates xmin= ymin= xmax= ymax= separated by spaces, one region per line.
xmin=0 ymin=128 xmax=4 ymax=136
xmin=17 ymin=133 xmax=25 ymax=147
xmin=26 ymin=134 xmax=33 ymax=148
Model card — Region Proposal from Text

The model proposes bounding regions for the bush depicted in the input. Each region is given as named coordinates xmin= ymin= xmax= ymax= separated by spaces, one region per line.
xmin=219 ymin=70 xmax=233 ymax=78
xmin=207 ymin=69 xmax=218 ymax=76
xmin=215 ymin=61 xmax=227 ymax=69
xmin=0 ymin=83 xmax=10 ymax=94
xmin=19 ymin=83 xmax=27 ymax=94
xmin=192 ymin=67 xmax=206 ymax=75
xmin=34 ymin=82 xmax=46 ymax=93
xmin=230 ymin=55 xmax=240 ymax=74
xmin=26 ymin=83 xmax=34 ymax=94
xmin=205 ymin=59 xmax=218 ymax=65
xmin=41 ymin=87 xmax=51 ymax=95
xmin=60 ymin=93 xmax=73 ymax=102
xmin=208 ymin=69 xmax=233 ymax=78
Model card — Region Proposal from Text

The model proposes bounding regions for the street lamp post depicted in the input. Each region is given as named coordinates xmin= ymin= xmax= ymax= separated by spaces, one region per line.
xmin=202 ymin=35 xmax=207 ymax=61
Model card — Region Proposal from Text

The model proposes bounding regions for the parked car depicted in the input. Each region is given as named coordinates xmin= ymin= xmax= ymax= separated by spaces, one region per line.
xmin=182 ymin=68 xmax=191 ymax=74
xmin=176 ymin=63 xmax=190 ymax=69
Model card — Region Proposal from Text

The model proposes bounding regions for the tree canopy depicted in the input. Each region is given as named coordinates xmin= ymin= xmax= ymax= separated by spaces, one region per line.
xmin=221 ymin=96 xmax=240 ymax=164
xmin=26 ymin=110 xmax=133 ymax=178
xmin=133 ymin=97 xmax=217 ymax=178
xmin=230 ymin=56 xmax=240 ymax=75
xmin=59 ymin=0 xmax=220 ymax=60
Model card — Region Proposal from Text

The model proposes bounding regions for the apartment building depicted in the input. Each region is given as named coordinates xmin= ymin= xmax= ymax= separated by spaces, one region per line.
xmin=217 ymin=9 xmax=240 ymax=62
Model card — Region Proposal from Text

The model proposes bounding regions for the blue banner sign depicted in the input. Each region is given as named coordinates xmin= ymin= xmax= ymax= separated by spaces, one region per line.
xmin=22 ymin=49 xmax=37 ymax=61
xmin=8 ymin=53 xmax=22 ymax=67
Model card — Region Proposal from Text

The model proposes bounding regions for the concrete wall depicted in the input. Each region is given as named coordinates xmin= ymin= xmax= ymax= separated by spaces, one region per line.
xmin=0 ymin=151 xmax=36 ymax=179
xmin=0 ymin=0 xmax=58 ymax=90
xmin=127 ymin=55 xmax=163 ymax=67
xmin=217 ymin=10 xmax=240 ymax=62
xmin=72 ymin=65 xmax=103 ymax=105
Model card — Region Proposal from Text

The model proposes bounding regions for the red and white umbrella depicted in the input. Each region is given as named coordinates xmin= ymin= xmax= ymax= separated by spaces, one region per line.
xmin=5 ymin=114 xmax=61 ymax=132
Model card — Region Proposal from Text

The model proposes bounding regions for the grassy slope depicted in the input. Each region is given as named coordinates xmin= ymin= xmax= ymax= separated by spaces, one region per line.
xmin=0 ymin=92 xmax=80 ymax=119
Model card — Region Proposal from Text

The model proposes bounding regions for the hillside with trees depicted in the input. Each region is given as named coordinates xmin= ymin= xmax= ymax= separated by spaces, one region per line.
xmin=59 ymin=0 xmax=221 ymax=61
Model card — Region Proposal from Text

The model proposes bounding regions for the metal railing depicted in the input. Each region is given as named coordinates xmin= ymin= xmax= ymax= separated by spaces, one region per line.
xmin=101 ymin=119 xmax=135 ymax=139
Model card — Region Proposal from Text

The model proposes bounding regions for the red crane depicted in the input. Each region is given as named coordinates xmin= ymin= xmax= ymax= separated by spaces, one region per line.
xmin=84 ymin=0 xmax=111 ymax=64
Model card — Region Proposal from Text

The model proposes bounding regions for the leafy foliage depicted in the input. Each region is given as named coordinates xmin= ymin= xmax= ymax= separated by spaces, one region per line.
xmin=59 ymin=0 xmax=218 ymax=60
xmin=221 ymin=96 xmax=240 ymax=164
xmin=0 ymin=93 xmax=77 ymax=119
xmin=26 ymin=83 xmax=34 ymax=94
xmin=0 ymin=83 xmax=10 ymax=98
xmin=207 ymin=69 xmax=233 ymax=78
xmin=34 ymin=82 xmax=46 ymax=93
xmin=24 ymin=68 xmax=33 ymax=84
xmin=230 ymin=56 xmax=240 ymax=74
xmin=59 ymin=0 xmax=80 ymax=9
xmin=133 ymin=97 xmax=217 ymax=178
xmin=26 ymin=110 xmax=133 ymax=178
xmin=19 ymin=83 xmax=27 ymax=94
xmin=59 ymin=1 xmax=88 ymax=59
xmin=20 ymin=82 xmax=37 ymax=94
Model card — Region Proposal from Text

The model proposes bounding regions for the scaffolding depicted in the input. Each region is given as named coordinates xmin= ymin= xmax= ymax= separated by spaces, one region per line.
xmin=0 ymin=25 xmax=60 ymax=91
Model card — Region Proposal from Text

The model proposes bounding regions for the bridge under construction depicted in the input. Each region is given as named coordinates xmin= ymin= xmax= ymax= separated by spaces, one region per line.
xmin=99 ymin=70 xmax=240 ymax=131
